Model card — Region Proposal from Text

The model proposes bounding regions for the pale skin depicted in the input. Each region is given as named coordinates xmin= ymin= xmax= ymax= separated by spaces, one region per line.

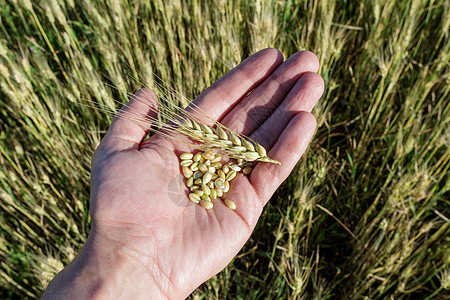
xmin=42 ymin=48 xmax=324 ymax=299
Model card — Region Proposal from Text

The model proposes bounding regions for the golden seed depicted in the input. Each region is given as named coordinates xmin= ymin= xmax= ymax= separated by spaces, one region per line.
xmin=212 ymin=154 xmax=222 ymax=163
xmin=223 ymin=181 xmax=230 ymax=193
xmin=186 ymin=177 xmax=194 ymax=187
xmin=209 ymin=167 xmax=216 ymax=173
xmin=212 ymin=162 xmax=222 ymax=169
xmin=243 ymin=151 xmax=260 ymax=161
xmin=211 ymin=174 xmax=218 ymax=180
xmin=180 ymin=153 xmax=194 ymax=160
xmin=190 ymin=162 xmax=199 ymax=171
xmin=180 ymin=159 xmax=193 ymax=166
xmin=230 ymin=133 xmax=241 ymax=146
xmin=203 ymin=171 xmax=213 ymax=184
xmin=226 ymin=170 xmax=237 ymax=181
xmin=222 ymin=165 xmax=230 ymax=174
xmin=255 ymin=143 xmax=267 ymax=156
xmin=229 ymin=165 xmax=241 ymax=172
xmin=216 ymin=188 xmax=223 ymax=197
xmin=243 ymin=167 xmax=252 ymax=175
xmin=215 ymin=178 xmax=225 ymax=190
xmin=200 ymin=200 xmax=213 ymax=209
xmin=189 ymin=193 xmax=200 ymax=203
xmin=204 ymin=160 xmax=211 ymax=167
xmin=201 ymin=194 xmax=211 ymax=202
xmin=237 ymin=158 xmax=244 ymax=164
xmin=199 ymin=156 xmax=206 ymax=163
xmin=210 ymin=188 xmax=217 ymax=199
xmin=194 ymin=189 xmax=204 ymax=197
xmin=194 ymin=178 xmax=202 ymax=185
xmin=218 ymin=170 xmax=226 ymax=179
xmin=202 ymin=151 xmax=215 ymax=160
xmin=193 ymin=171 xmax=203 ymax=179
xmin=182 ymin=166 xmax=193 ymax=178
xmin=202 ymin=184 xmax=211 ymax=196
xmin=242 ymin=139 xmax=255 ymax=152
xmin=193 ymin=152 xmax=202 ymax=162
xmin=224 ymin=199 xmax=236 ymax=210
xmin=198 ymin=163 xmax=208 ymax=173
xmin=190 ymin=186 xmax=200 ymax=192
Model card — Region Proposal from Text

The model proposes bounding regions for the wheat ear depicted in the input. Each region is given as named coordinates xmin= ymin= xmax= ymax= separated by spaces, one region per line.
xmin=175 ymin=115 xmax=280 ymax=164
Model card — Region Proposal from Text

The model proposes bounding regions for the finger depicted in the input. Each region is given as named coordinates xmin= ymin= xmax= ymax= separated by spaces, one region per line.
xmin=187 ymin=48 xmax=283 ymax=124
xmin=220 ymin=51 xmax=319 ymax=134
xmin=250 ymin=72 xmax=324 ymax=149
xmin=249 ymin=112 xmax=317 ymax=203
xmin=94 ymin=88 xmax=158 ymax=158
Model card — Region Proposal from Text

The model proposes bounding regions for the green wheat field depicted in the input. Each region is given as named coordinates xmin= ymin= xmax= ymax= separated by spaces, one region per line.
xmin=0 ymin=0 xmax=449 ymax=298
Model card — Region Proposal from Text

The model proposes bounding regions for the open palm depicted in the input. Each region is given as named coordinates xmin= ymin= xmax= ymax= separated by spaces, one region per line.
xmin=48 ymin=49 xmax=324 ymax=299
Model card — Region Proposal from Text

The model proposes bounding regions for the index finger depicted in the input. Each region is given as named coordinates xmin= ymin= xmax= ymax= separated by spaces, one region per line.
xmin=187 ymin=48 xmax=283 ymax=124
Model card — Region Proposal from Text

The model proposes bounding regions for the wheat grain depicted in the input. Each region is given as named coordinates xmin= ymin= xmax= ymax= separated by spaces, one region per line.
xmin=202 ymin=184 xmax=211 ymax=196
xmin=222 ymin=165 xmax=230 ymax=174
xmin=214 ymin=178 xmax=225 ymax=190
xmin=190 ymin=162 xmax=199 ymax=171
xmin=229 ymin=165 xmax=241 ymax=172
xmin=243 ymin=166 xmax=252 ymax=175
xmin=202 ymin=171 xmax=213 ymax=184
xmin=180 ymin=159 xmax=193 ymax=166
xmin=199 ymin=163 xmax=208 ymax=173
xmin=212 ymin=162 xmax=222 ymax=169
xmin=193 ymin=171 xmax=202 ymax=179
xmin=202 ymin=151 xmax=215 ymax=160
xmin=180 ymin=153 xmax=194 ymax=160
xmin=201 ymin=195 xmax=211 ymax=202
xmin=225 ymin=170 xmax=237 ymax=181
xmin=193 ymin=152 xmax=202 ymax=162
xmin=189 ymin=193 xmax=200 ymax=203
xmin=194 ymin=189 xmax=204 ymax=197
xmin=224 ymin=199 xmax=236 ymax=210
xmin=223 ymin=181 xmax=230 ymax=193
xmin=200 ymin=200 xmax=213 ymax=209
xmin=210 ymin=188 xmax=218 ymax=200
xmin=182 ymin=166 xmax=193 ymax=178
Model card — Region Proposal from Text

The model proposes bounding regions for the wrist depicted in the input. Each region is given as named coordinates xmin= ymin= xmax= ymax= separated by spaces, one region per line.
xmin=42 ymin=231 xmax=167 ymax=299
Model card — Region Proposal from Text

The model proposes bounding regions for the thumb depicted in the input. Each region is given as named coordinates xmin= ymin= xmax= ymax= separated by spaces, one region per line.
xmin=92 ymin=88 xmax=159 ymax=163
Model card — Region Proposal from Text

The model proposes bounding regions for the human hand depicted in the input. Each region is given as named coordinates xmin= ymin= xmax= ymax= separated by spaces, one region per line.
xmin=42 ymin=48 xmax=324 ymax=299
